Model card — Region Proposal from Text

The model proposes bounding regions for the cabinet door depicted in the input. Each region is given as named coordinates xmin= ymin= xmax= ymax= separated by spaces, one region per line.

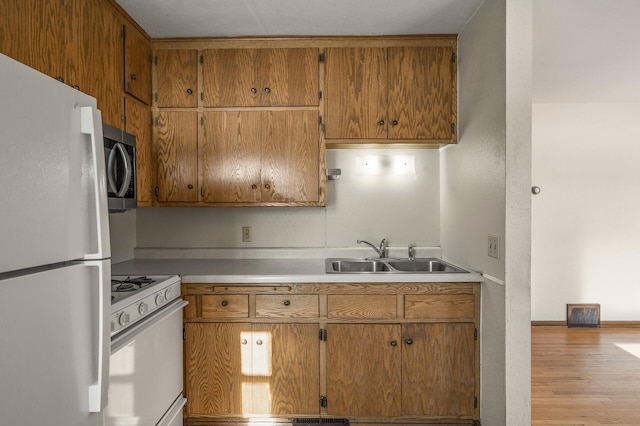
xmin=156 ymin=49 xmax=198 ymax=107
xmin=155 ymin=111 xmax=199 ymax=202
xmin=402 ymin=323 xmax=475 ymax=416
xmin=184 ymin=323 xmax=250 ymax=416
xmin=251 ymin=324 xmax=319 ymax=416
xmin=324 ymin=47 xmax=388 ymax=139
xmin=258 ymin=48 xmax=319 ymax=106
xmin=202 ymin=49 xmax=258 ymax=107
xmin=201 ymin=111 xmax=261 ymax=202
xmin=125 ymin=98 xmax=153 ymax=204
xmin=261 ymin=110 xmax=319 ymax=202
xmin=326 ymin=324 xmax=401 ymax=417
xmin=387 ymin=46 xmax=455 ymax=140
xmin=124 ymin=24 xmax=151 ymax=104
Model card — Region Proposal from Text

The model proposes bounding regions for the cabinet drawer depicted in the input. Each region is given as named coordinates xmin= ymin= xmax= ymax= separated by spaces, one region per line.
xmin=201 ymin=295 xmax=249 ymax=318
xmin=255 ymin=295 xmax=319 ymax=318
xmin=328 ymin=295 xmax=396 ymax=319
xmin=404 ymin=295 xmax=475 ymax=320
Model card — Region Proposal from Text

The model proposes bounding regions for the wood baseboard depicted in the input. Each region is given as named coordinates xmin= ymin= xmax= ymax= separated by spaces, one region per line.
xmin=532 ymin=320 xmax=640 ymax=328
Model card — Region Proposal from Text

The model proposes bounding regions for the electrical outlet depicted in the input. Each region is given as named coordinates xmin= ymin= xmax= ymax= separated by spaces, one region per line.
xmin=242 ymin=226 xmax=252 ymax=242
xmin=488 ymin=235 xmax=500 ymax=259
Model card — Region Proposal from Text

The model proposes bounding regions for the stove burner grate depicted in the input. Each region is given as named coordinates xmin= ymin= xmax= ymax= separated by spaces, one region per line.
xmin=111 ymin=276 xmax=156 ymax=293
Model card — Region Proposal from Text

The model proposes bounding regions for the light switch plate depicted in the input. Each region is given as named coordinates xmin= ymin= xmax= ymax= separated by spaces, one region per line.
xmin=488 ymin=235 xmax=500 ymax=259
xmin=242 ymin=226 xmax=252 ymax=242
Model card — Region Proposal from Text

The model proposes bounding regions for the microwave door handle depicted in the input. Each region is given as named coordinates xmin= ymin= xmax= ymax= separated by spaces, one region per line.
xmin=107 ymin=145 xmax=119 ymax=194
xmin=114 ymin=142 xmax=132 ymax=198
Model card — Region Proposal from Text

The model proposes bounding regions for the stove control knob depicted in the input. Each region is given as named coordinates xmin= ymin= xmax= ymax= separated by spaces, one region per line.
xmin=118 ymin=312 xmax=130 ymax=326
xmin=155 ymin=293 xmax=165 ymax=305
xmin=138 ymin=302 xmax=148 ymax=315
xmin=164 ymin=288 xmax=174 ymax=300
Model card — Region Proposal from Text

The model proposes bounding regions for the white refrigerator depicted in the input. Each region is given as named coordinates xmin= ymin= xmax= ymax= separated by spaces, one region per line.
xmin=0 ymin=53 xmax=110 ymax=425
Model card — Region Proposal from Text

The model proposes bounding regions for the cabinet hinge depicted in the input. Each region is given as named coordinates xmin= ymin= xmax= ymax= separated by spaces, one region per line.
xmin=200 ymin=54 xmax=204 ymax=65
xmin=319 ymin=328 xmax=327 ymax=341
xmin=201 ymin=92 xmax=204 ymax=101
xmin=319 ymin=53 xmax=325 ymax=63
xmin=183 ymin=328 xmax=186 ymax=341
xmin=319 ymin=90 xmax=323 ymax=100
xmin=320 ymin=396 xmax=328 ymax=408
xmin=474 ymin=396 xmax=478 ymax=408
xmin=154 ymin=116 xmax=159 ymax=127
xmin=451 ymin=123 xmax=456 ymax=135
xmin=154 ymin=92 xmax=158 ymax=102
xmin=474 ymin=328 xmax=478 ymax=340
xmin=154 ymin=55 xmax=158 ymax=66
xmin=200 ymin=187 xmax=205 ymax=197
xmin=155 ymin=187 xmax=159 ymax=198
xmin=200 ymin=116 xmax=204 ymax=126
xmin=318 ymin=115 xmax=322 ymax=125
xmin=452 ymin=52 xmax=456 ymax=63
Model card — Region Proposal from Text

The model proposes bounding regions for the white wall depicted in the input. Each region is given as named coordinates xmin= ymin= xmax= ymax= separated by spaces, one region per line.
xmin=532 ymin=103 xmax=640 ymax=321
xmin=135 ymin=149 xmax=440 ymax=249
xmin=108 ymin=210 xmax=136 ymax=263
xmin=442 ymin=0 xmax=507 ymax=423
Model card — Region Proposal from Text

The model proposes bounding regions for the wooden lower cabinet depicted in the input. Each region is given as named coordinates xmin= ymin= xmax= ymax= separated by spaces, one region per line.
xmin=182 ymin=282 xmax=480 ymax=425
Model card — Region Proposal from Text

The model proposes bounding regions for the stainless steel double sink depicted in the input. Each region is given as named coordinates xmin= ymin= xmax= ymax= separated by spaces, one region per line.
xmin=325 ymin=258 xmax=469 ymax=274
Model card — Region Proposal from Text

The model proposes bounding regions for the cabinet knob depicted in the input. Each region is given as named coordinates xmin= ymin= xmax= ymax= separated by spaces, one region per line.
xmin=264 ymin=183 xmax=271 ymax=190
xmin=241 ymin=338 xmax=247 ymax=345
xmin=187 ymin=184 xmax=194 ymax=189
xmin=251 ymin=184 xmax=258 ymax=190
xmin=251 ymin=87 xmax=257 ymax=94
xmin=221 ymin=300 xmax=228 ymax=307
xmin=405 ymin=338 xmax=413 ymax=345
xmin=186 ymin=88 xmax=193 ymax=94
xmin=378 ymin=120 xmax=385 ymax=126
xmin=392 ymin=120 xmax=398 ymax=126
xmin=390 ymin=340 xmax=397 ymax=347
xmin=283 ymin=300 xmax=290 ymax=306
xmin=130 ymin=74 xmax=137 ymax=80
xmin=263 ymin=87 xmax=271 ymax=93
xmin=256 ymin=339 xmax=263 ymax=346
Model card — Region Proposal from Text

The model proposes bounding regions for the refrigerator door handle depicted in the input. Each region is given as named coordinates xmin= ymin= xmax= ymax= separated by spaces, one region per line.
xmin=87 ymin=260 xmax=110 ymax=412
xmin=80 ymin=106 xmax=110 ymax=260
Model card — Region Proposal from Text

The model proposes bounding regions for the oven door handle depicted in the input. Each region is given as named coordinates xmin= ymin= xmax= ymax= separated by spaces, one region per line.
xmin=111 ymin=299 xmax=188 ymax=353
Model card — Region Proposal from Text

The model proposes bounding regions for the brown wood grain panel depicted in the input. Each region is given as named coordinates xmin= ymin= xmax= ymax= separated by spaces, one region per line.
xmin=184 ymin=323 xmax=250 ymax=416
xmin=325 ymin=47 xmax=388 ymax=139
xmin=125 ymin=98 xmax=153 ymax=203
xmin=124 ymin=24 xmax=151 ymax=104
xmin=201 ymin=295 xmax=249 ymax=319
xmin=183 ymin=295 xmax=197 ymax=319
xmin=326 ymin=324 xmax=401 ymax=417
xmin=251 ymin=324 xmax=320 ymax=415
xmin=261 ymin=110 xmax=319 ymax=202
xmin=155 ymin=111 xmax=198 ymax=202
xmin=0 ymin=0 xmax=32 ymax=67
xmin=202 ymin=49 xmax=258 ymax=106
xmin=402 ymin=323 xmax=475 ymax=416
xmin=156 ymin=49 xmax=198 ymax=107
xmin=255 ymin=295 xmax=319 ymax=318
xmin=258 ymin=48 xmax=319 ymax=106
xmin=328 ymin=295 xmax=397 ymax=319
xmin=388 ymin=46 xmax=454 ymax=140
xmin=201 ymin=111 xmax=261 ymax=202
xmin=404 ymin=294 xmax=475 ymax=320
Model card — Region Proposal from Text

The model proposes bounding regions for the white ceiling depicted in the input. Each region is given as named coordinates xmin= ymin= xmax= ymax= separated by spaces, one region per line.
xmin=115 ymin=0 xmax=483 ymax=38
xmin=533 ymin=0 xmax=640 ymax=103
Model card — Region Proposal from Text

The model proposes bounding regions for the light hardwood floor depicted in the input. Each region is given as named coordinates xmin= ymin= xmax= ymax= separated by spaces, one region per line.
xmin=532 ymin=327 xmax=640 ymax=425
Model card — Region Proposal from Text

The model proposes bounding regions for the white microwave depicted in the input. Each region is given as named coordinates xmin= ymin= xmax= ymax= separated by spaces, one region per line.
xmin=103 ymin=123 xmax=137 ymax=212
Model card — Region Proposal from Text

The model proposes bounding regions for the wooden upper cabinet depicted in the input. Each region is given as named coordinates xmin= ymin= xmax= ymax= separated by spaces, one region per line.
xmin=325 ymin=44 xmax=457 ymax=143
xmin=125 ymin=98 xmax=153 ymax=204
xmin=155 ymin=111 xmax=199 ymax=202
xmin=124 ymin=24 xmax=151 ymax=104
xmin=202 ymin=48 xmax=319 ymax=107
xmin=155 ymin=49 xmax=198 ymax=107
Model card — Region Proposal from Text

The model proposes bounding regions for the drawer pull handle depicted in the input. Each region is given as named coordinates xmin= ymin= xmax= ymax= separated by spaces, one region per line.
xmin=283 ymin=300 xmax=290 ymax=306
xmin=251 ymin=87 xmax=257 ymax=94
xmin=405 ymin=338 xmax=413 ymax=345
xmin=256 ymin=339 xmax=263 ymax=346
xmin=390 ymin=340 xmax=397 ymax=347
xmin=221 ymin=300 xmax=228 ymax=307
xmin=186 ymin=88 xmax=193 ymax=94
xmin=241 ymin=339 xmax=247 ymax=345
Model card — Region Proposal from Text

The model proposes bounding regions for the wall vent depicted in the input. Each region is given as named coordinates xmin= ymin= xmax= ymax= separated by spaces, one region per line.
xmin=567 ymin=303 xmax=601 ymax=328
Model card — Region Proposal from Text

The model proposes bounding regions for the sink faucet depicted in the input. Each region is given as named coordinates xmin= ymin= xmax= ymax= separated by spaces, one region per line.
xmin=357 ymin=239 xmax=387 ymax=258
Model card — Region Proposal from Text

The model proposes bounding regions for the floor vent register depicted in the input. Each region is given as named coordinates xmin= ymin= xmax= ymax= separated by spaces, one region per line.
xmin=567 ymin=303 xmax=601 ymax=328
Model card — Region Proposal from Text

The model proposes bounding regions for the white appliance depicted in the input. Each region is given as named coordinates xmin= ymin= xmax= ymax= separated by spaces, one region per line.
xmin=0 ymin=53 xmax=110 ymax=425
xmin=107 ymin=275 xmax=187 ymax=426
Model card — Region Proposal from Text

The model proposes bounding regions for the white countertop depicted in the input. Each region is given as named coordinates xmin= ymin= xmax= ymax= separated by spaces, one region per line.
xmin=111 ymin=258 xmax=483 ymax=284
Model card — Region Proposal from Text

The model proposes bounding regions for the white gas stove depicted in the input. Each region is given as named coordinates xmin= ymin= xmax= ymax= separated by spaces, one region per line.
xmin=110 ymin=274 xmax=181 ymax=336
